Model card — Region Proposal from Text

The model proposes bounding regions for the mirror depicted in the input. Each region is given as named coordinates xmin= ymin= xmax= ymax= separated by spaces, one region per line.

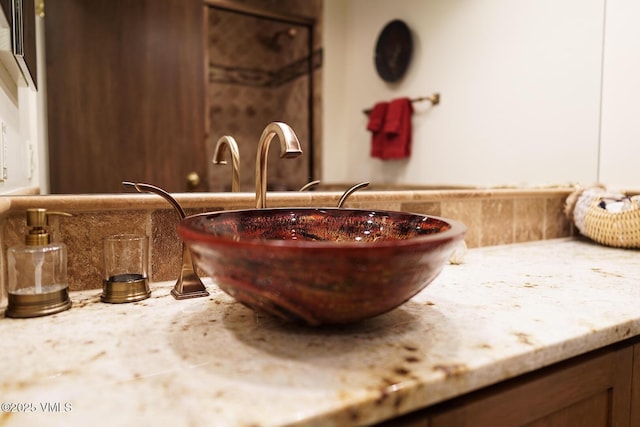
xmin=43 ymin=0 xmax=322 ymax=194
xmin=30 ymin=0 xmax=637 ymax=194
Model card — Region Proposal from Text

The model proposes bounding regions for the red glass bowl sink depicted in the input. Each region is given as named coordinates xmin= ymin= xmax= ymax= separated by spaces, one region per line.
xmin=178 ymin=208 xmax=466 ymax=325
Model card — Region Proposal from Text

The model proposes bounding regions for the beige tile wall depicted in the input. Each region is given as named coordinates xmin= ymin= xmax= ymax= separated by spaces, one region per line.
xmin=206 ymin=0 xmax=323 ymax=192
xmin=0 ymin=188 xmax=574 ymax=293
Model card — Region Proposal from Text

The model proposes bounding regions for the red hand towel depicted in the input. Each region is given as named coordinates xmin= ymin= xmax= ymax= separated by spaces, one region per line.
xmin=381 ymin=97 xmax=413 ymax=159
xmin=367 ymin=102 xmax=389 ymax=158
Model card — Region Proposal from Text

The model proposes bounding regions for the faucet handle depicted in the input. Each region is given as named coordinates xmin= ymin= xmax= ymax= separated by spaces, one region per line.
xmin=337 ymin=182 xmax=370 ymax=208
xmin=299 ymin=180 xmax=321 ymax=192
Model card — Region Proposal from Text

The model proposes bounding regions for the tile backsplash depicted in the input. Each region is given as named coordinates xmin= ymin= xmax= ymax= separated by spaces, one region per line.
xmin=0 ymin=188 xmax=574 ymax=294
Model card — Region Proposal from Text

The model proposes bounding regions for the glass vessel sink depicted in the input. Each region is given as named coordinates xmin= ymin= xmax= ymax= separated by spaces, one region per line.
xmin=179 ymin=208 xmax=466 ymax=325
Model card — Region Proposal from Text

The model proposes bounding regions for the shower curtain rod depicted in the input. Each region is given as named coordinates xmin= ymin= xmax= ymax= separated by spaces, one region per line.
xmin=204 ymin=0 xmax=315 ymax=26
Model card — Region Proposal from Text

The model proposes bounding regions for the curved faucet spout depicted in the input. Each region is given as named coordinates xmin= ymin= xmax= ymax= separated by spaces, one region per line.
xmin=212 ymin=135 xmax=240 ymax=192
xmin=255 ymin=122 xmax=303 ymax=208
xmin=122 ymin=181 xmax=209 ymax=300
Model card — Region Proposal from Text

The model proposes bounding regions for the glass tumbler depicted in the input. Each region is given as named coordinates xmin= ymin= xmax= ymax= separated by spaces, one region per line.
xmin=101 ymin=234 xmax=150 ymax=303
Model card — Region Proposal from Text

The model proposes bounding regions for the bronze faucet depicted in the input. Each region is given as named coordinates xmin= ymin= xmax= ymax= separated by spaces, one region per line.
xmin=212 ymin=135 xmax=240 ymax=192
xmin=122 ymin=181 xmax=209 ymax=300
xmin=255 ymin=122 xmax=303 ymax=208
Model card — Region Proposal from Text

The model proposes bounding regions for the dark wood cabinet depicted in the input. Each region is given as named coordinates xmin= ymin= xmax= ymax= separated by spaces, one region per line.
xmin=632 ymin=342 xmax=640 ymax=426
xmin=383 ymin=337 xmax=640 ymax=427
xmin=45 ymin=0 xmax=206 ymax=193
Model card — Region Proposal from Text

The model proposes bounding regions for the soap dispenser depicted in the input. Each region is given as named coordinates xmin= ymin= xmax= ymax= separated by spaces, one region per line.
xmin=5 ymin=208 xmax=73 ymax=318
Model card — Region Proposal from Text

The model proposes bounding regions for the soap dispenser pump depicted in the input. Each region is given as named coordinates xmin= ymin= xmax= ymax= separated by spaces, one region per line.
xmin=5 ymin=208 xmax=73 ymax=318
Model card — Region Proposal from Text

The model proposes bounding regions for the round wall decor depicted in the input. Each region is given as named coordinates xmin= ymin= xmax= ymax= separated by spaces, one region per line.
xmin=374 ymin=19 xmax=413 ymax=82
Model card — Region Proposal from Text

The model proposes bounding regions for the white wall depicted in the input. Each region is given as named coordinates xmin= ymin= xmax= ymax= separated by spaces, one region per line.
xmin=0 ymin=82 xmax=39 ymax=196
xmin=322 ymin=0 xmax=350 ymax=182
xmin=323 ymin=0 xmax=635 ymax=189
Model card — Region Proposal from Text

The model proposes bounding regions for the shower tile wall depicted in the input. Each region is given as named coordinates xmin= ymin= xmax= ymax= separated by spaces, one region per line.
xmin=206 ymin=0 xmax=323 ymax=193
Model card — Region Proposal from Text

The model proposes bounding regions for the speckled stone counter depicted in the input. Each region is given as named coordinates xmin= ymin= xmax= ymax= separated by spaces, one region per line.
xmin=0 ymin=238 xmax=638 ymax=426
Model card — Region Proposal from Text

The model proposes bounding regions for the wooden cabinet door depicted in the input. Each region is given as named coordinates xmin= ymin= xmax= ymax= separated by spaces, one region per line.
xmin=631 ymin=343 xmax=640 ymax=426
xmin=383 ymin=343 xmax=636 ymax=427
xmin=45 ymin=0 xmax=206 ymax=193
xmin=427 ymin=345 xmax=633 ymax=427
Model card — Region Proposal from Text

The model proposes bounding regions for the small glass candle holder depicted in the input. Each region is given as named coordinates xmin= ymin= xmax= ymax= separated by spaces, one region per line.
xmin=101 ymin=234 xmax=150 ymax=303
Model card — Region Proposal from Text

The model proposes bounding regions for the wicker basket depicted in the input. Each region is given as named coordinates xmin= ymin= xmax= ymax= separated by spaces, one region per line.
xmin=565 ymin=186 xmax=640 ymax=249
xmin=582 ymin=199 xmax=640 ymax=249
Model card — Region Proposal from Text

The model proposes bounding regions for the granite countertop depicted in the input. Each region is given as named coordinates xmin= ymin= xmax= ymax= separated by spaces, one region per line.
xmin=1 ymin=238 xmax=639 ymax=426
